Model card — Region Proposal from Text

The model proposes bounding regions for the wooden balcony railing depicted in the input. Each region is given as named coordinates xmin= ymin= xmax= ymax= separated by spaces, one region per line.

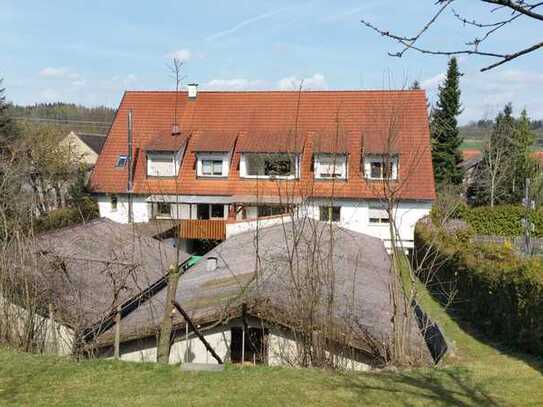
xmin=179 ymin=219 xmax=226 ymax=240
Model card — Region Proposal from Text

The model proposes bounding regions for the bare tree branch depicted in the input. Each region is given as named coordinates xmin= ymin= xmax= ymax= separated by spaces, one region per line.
xmin=361 ymin=0 xmax=543 ymax=71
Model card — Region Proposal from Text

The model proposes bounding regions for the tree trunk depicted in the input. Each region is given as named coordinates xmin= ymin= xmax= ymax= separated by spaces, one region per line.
xmin=156 ymin=267 xmax=181 ymax=364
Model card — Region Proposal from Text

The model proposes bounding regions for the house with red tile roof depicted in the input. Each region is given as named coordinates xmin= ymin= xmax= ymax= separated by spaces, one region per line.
xmin=90 ymin=87 xmax=435 ymax=251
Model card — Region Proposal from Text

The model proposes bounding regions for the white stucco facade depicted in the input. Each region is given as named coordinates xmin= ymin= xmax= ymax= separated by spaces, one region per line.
xmin=96 ymin=194 xmax=150 ymax=224
xmin=95 ymin=194 xmax=431 ymax=248
xmin=304 ymin=199 xmax=432 ymax=249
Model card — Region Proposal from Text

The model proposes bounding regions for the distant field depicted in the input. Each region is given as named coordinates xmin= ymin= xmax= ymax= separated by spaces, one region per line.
xmin=460 ymin=125 xmax=543 ymax=151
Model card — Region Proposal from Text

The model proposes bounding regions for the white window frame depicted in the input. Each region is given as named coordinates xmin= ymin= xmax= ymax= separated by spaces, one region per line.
xmin=146 ymin=152 xmax=177 ymax=177
xmin=368 ymin=203 xmax=390 ymax=225
xmin=240 ymin=153 xmax=300 ymax=180
xmin=364 ymin=155 xmax=399 ymax=180
xmin=314 ymin=154 xmax=347 ymax=180
xmin=110 ymin=195 xmax=118 ymax=212
xmin=319 ymin=206 xmax=341 ymax=222
xmin=196 ymin=153 xmax=229 ymax=178
xmin=154 ymin=202 xmax=172 ymax=219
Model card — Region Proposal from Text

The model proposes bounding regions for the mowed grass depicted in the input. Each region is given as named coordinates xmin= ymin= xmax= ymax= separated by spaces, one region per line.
xmin=1 ymin=285 xmax=542 ymax=406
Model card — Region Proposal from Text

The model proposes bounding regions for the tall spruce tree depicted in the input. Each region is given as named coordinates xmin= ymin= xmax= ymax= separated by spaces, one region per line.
xmin=511 ymin=108 xmax=537 ymax=202
xmin=431 ymin=57 xmax=464 ymax=186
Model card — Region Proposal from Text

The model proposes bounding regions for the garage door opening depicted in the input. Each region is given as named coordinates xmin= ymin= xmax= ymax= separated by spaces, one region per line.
xmin=230 ymin=327 xmax=268 ymax=364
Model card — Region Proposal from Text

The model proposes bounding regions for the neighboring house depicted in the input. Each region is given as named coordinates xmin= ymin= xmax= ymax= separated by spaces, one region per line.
xmin=90 ymin=88 xmax=436 ymax=251
xmin=10 ymin=218 xmax=189 ymax=355
xmin=61 ymin=131 xmax=107 ymax=167
xmin=94 ymin=221 xmax=433 ymax=369
xmin=460 ymin=149 xmax=543 ymax=190
xmin=459 ymin=148 xmax=484 ymax=190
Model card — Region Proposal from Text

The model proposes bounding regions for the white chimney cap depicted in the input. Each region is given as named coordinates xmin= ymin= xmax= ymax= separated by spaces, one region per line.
xmin=187 ymin=83 xmax=198 ymax=99
xmin=206 ymin=256 xmax=218 ymax=272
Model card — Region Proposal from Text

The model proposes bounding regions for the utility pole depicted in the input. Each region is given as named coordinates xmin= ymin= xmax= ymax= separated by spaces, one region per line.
xmin=522 ymin=178 xmax=535 ymax=255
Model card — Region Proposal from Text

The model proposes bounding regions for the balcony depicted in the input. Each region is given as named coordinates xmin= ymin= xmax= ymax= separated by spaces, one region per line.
xmin=179 ymin=219 xmax=226 ymax=240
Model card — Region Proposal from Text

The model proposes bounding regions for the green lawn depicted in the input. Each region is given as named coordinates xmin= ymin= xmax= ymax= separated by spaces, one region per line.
xmin=1 ymin=286 xmax=542 ymax=406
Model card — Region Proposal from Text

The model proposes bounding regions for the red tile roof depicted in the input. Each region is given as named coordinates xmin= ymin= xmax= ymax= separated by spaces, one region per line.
xmin=90 ymin=90 xmax=436 ymax=201
xmin=190 ymin=130 xmax=237 ymax=152
xmin=145 ymin=133 xmax=188 ymax=151
xmin=462 ymin=149 xmax=482 ymax=161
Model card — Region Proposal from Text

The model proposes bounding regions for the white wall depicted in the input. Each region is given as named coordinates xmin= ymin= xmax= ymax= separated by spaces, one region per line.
xmin=118 ymin=321 xmax=237 ymax=364
xmin=0 ymin=296 xmax=74 ymax=356
xmin=113 ymin=318 xmax=370 ymax=371
xmin=96 ymin=194 xmax=432 ymax=247
xmin=226 ymin=215 xmax=292 ymax=238
xmin=96 ymin=194 xmax=149 ymax=224
xmin=305 ymin=199 xmax=432 ymax=249
xmin=267 ymin=329 xmax=370 ymax=371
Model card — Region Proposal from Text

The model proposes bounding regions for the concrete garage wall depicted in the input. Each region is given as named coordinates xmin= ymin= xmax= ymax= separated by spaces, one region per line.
xmin=113 ymin=318 xmax=370 ymax=371
xmin=0 ymin=296 xmax=74 ymax=356
xmin=117 ymin=323 xmax=234 ymax=364
xmin=267 ymin=329 xmax=370 ymax=371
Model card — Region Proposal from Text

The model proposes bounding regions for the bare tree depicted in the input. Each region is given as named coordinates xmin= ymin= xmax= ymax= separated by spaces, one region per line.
xmin=361 ymin=1 xmax=543 ymax=72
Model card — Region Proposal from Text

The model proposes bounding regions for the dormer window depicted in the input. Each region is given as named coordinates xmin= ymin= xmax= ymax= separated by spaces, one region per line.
xmin=315 ymin=154 xmax=347 ymax=179
xmin=196 ymin=153 xmax=229 ymax=177
xmin=147 ymin=152 xmax=178 ymax=177
xmin=240 ymin=153 xmax=299 ymax=179
xmin=364 ymin=155 xmax=398 ymax=180
xmin=115 ymin=155 xmax=128 ymax=168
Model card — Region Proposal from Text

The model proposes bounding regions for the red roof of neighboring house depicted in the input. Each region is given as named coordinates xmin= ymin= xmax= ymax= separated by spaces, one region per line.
xmin=90 ymin=90 xmax=436 ymax=200
xmin=462 ymin=149 xmax=543 ymax=163
xmin=533 ymin=151 xmax=543 ymax=163
xmin=462 ymin=149 xmax=482 ymax=161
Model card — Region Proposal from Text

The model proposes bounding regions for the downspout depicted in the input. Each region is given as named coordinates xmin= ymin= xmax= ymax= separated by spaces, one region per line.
xmin=127 ymin=110 xmax=134 ymax=223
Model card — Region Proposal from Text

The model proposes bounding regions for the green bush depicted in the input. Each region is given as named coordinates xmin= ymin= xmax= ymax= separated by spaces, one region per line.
xmin=415 ymin=223 xmax=543 ymax=355
xmin=454 ymin=205 xmax=543 ymax=237
xmin=34 ymin=198 xmax=99 ymax=234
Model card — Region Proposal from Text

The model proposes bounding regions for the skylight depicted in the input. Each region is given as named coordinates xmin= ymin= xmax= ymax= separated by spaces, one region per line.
xmin=115 ymin=155 xmax=128 ymax=168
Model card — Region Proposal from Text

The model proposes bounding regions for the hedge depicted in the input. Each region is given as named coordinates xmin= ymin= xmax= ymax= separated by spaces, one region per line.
xmin=415 ymin=223 xmax=543 ymax=355
xmin=33 ymin=198 xmax=99 ymax=234
xmin=446 ymin=205 xmax=543 ymax=238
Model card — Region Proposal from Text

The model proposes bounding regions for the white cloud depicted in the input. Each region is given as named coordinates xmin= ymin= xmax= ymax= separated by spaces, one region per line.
xmin=421 ymin=72 xmax=445 ymax=90
xmin=71 ymin=79 xmax=87 ymax=88
xmin=39 ymin=67 xmax=69 ymax=78
xmin=123 ymin=74 xmax=137 ymax=86
xmin=206 ymin=8 xmax=287 ymax=41
xmin=39 ymin=67 xmax=81 ymax=80
xmin=166 ymin=49 xmax=192 ymax=62
xmin=277 ymin=73 xmax=327 ymax=90
xmin=421 ymin=68 xmax=543 ymax=123
xmin=323 ymin=3 xmax=379 ymax=23
xmin=204 ymin=78 xmax=269 ymax=91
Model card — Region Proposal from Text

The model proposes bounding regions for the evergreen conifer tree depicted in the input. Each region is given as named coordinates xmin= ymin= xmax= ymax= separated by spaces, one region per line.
xmin=430 ymin=57 xmax=464 ymax=186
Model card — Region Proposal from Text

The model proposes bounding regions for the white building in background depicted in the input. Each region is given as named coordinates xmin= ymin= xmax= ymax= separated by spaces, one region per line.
xmin=90 ymin=88 xmax=435 ymax=252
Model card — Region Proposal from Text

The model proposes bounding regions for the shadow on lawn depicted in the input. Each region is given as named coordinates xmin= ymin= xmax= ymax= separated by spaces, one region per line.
xmin=427 ymin=286 xmax=543 ymax=376
xmin=338 ymin=367 xmax=500 ymax=406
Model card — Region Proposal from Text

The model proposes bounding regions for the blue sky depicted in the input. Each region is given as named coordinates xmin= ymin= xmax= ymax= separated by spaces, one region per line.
xmin=1 ymin=0 xmax=541 ymax=123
